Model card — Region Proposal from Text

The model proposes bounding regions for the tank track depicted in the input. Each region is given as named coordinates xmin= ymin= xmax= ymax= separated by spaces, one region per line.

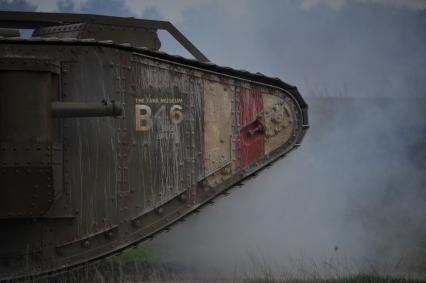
xmin=16 ymin=140 xmax=300 ymax=282
xmin=0 ymin=36 xmax=309 ymax=281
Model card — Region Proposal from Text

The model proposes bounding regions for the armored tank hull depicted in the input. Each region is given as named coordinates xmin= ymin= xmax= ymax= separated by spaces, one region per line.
xmin=0 ymin=12 xmax=308 ymax=280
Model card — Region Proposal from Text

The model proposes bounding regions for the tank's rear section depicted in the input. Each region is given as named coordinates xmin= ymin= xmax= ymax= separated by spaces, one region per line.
xmin=0 ymin=12 xmax=308 ymax=280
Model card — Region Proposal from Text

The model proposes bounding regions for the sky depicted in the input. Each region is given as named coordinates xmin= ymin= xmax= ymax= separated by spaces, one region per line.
xmin=1 ymin=0 xmax=425 ymax=97
xmin=1 ymin=0 xmax=425 ymax=279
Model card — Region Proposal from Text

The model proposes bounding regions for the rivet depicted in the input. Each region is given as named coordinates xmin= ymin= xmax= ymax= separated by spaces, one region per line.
xmin=156 ymin=207 xmax=164 ymax=215
xmin=81 ymin=240 xmax=90 ymax=248
xmin=56 ymin=247 xmax=63 ymax=256
xmin=105 ymin=231 xmax=114 ymax=239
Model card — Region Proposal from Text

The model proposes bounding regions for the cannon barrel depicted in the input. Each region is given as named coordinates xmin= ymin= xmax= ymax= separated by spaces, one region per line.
xmin=51 ymin=100 xmax=123 ymax=118
xmin=0 ymin=28 xmax=20 ymax=37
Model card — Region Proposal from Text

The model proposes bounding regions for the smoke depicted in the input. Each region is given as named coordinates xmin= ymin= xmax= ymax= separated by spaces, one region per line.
xmin=2 ymin=0 xmax=425 ymax=279
xmin=301 ymin=0 xmax=426 ymax=11
xmin=147 ymin=0 xmax=426 ymax=279
xmin=151 ymin=96 xmax=426 ymax=278
xmin=0 ymin=0 xmax=35 ymax=11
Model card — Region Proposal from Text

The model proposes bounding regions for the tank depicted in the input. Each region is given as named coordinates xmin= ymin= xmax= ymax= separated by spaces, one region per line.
xmin=0 ymin=11 xmax=309 ymax=280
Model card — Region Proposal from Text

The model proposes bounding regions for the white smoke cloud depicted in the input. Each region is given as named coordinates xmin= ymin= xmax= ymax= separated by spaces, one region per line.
xmin=4 ymin=0 xmax=425 ymax=279
xmin=22 ymin=0 xmax=426 ymax=25
xmin=301 ymin=0 xmax=426 ymax=11
xmin=123 ymin=0 xmax=250 ymax=24
xmin=123 ymin=0 xmax=206 ymax=24
xmin=26 ymin=0 xmax=85 ymax=12
xmin=301 ymin=0 xmax=346 ymax=11
xmin=366 ymin=0 xmax=426 ymax=10
xmin=23 ymin=0 xmax=251 ymax=25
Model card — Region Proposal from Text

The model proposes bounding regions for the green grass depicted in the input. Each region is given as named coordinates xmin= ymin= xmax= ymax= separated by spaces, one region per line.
xmin=244 ymin=274 xmax=426 ymax=283
xmin=114 ymin=241 xmax=160 ymax=264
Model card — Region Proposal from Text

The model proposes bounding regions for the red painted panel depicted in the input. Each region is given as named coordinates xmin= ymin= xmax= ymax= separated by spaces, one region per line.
xmin=238 ymin=89 xmax=265 ymax=169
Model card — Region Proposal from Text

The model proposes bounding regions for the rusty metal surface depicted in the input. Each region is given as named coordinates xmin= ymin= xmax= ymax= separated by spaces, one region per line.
xmin=263 ymin=93 xmax=296 ymax=154
xmin=203 ymin=81 xmax=233 ymax=176
xmin=0 ymin=28 xmax=19 ymax=37
xmin=0 ymin=16 xmax=308 ymax=280
xmin=33 ymin=23 xmax=161 ymax=50
xmin=51 ymin=101 xmax=123 ymax=117
xmin=0 ymin=66 xmax=57 ymax=219
xmin=0 ymin=11 xmax=209 ymax=62
xmin=237 ymin=88 xmax=265 ymax=169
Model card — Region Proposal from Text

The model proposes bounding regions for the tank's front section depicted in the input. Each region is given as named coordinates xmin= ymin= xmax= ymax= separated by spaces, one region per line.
xmin=0 ymin=39 xmax=306 ymax=280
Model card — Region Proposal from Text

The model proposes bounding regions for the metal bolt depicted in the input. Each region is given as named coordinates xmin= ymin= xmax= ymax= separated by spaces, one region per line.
xmin=156 ymin=207 xmax=164 ymax=215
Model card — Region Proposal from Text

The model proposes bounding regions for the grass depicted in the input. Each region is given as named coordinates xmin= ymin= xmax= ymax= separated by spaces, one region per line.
xmin=114 ymin=242 xmax=159 ymax=264
xmin=244 ymin=275 xmax=426 ymax=283
xmin=31 ymin=244 xmax=426 ymax=282
xmin=35 ymin=262 xmax=426 ymax=283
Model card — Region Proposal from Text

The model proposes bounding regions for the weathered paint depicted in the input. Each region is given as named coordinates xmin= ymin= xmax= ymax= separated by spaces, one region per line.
xmin=0 ymin=38 xmax=308 ymax=280
xmin=263 ymin=93 xmax=295 ymax=154
xmin=237 ymin=88 xmax=265 ymax=169
xmin=129 ymin=55 xmax=204 ymax=213
xmin=203 ymin=81 xmax=235 ymax=188
xmin=203 ymin=81 xmax=233 ymax=175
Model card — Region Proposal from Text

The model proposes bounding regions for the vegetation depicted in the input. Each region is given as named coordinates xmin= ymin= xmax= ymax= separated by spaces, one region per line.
xmin=244 ymin=275 xmax=426 ymax=283
xmin=114 ymin=242 xmax=159 ymax=264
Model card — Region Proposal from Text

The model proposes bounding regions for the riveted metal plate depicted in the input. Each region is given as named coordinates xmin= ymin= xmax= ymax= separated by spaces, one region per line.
xmin=237 ymin=88 xmax=265 ymax=169
xmin=0 ymin=34 xmax=308 ymax=280
xmin=263 ymin=93 xmax=295 ymax=154
xmin=128 ymin=55 xmax=204 ymax=213
xmin=0 ymin=166 xmax=53 ymax=218
xmin=0 ymin=143 xmax=52 ymax=167
xmin=56 ymin=226 xmax=118 ymax=257
xmin=33 ymin=23 xmax=86 ymax=39
xmin=0 ymin=57 xmax=60 ymax=73
xmin=203 ymin=80 xmax=233 ymax=176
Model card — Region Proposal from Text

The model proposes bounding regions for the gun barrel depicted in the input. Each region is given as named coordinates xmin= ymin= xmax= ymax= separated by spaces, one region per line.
xmin=51 ymin=101 xmax=122 ymax=118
